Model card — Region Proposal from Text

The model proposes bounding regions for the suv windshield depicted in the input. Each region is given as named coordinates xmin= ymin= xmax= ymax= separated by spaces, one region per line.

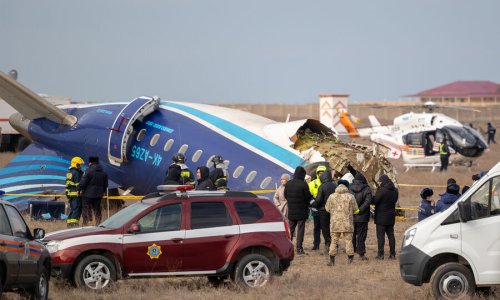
xmin=99 ymin=202 xmax=151 ymax=229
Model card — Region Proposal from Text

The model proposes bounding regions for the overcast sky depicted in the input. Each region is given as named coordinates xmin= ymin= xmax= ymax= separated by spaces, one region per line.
xmin=1 ymin=0 xmax=499 ymax=104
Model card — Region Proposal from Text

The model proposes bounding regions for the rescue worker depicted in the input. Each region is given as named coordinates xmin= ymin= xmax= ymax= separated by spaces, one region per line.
xmin=349 ymin=172 xmax=372 ymax=261
xmin=487 ymin=122 xmax=496 ymax=144
xmin=373 ymin=174 xmax=399 ymax=260
xmin=284 ymin=166 xmax=313 ymax=255
xmin=435 ymin=183 xmax=460 ymax=213
xmin=325 ymin=179 xmax=358 ymax=266
xmin=439 ymin=137 xmax=451 ymax=172
xmin=79 ymin=156 xmax=108 ymax=226
xmin=417 ymin=188 xmax=435 ymax=221
xmin=209 ymin=155 xmax=228 ymax=189
xmin=171 ymin=153 xmax=195 ymax=185
xmin=66 ymin=157 xmax=84 ymax=227
xmin=195 ymin=166 xmax=215 ymax=190
xmin=308 ymin=165 xmax=327 ymax=250
xmin=164 ymin=164 xmax=182 ymax=185
xmin=311 ymin=169 xmax=336 ymax=258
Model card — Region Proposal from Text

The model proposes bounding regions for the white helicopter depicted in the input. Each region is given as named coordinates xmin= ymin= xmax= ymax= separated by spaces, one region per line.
xmin=335 ymin=101 xmax=489 ymax=171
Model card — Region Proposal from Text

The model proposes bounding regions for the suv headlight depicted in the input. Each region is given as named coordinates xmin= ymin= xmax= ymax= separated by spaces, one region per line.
xmin=402 ymin=228 xmax=417 ymax=248
xmin=45 ymin=241 xmax=61 ymax=253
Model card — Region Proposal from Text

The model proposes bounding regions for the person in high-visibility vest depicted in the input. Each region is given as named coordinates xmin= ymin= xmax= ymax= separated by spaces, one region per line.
xmin=308 ymin=165 xmax=327 ymax=250
xmin=66 ymin=157 xmax=84 ymax=227
xmin=439 ymin=137 xmax=451 ymax=172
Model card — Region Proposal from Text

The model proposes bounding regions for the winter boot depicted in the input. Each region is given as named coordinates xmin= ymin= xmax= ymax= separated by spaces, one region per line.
xmin=327 ymin=255 xmax=335 ymax=266
xmin=347 ymin=255 xmax=354 ymax=264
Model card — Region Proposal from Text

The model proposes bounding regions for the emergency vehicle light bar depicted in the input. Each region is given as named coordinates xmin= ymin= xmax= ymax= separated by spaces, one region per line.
xmin=157 ymin=185 xmax=194 ymax=193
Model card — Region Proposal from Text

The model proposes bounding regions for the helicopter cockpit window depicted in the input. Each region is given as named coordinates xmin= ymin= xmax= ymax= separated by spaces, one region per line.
xmin=435 ymin=130 xmax=444 ymax=143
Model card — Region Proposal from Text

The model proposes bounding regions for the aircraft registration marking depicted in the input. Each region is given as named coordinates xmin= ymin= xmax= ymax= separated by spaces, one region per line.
xmin=145 ymin=120 xmax=174 ymax=133
xmin=131 ymin=145 xmax=163 ymax=166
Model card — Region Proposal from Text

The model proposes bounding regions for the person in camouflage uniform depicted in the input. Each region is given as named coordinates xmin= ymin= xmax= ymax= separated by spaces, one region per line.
xmin=325 ymin=180 xmax=359 ymax=266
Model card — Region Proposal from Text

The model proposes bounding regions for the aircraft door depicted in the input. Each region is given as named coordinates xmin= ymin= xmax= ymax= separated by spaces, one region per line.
xmin=108 ymin=96 xmax=160 ymax=166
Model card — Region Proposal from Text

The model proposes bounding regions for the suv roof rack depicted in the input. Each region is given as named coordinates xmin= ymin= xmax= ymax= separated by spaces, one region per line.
xmin=157 ymin=190 xmax=258 ymax=201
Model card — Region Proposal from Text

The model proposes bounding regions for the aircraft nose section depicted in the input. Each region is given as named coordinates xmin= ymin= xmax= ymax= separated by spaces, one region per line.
xmin=9 ymin=112 xmax=32 ymax=140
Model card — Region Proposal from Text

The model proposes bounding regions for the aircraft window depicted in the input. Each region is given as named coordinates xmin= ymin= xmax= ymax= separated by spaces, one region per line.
xmin=246 ymin=171 xmax=257 ymax=183
xmin=136 ymin=129 xmax=147 ymax=142
xmin=192 ymin=150 xmax=203 ymax=162
xmin=233 ymin=166 xmax=244 ymax=178
xmin=164 ymin=139 xmax=174 ymax=152
xmin=178 ymin=144 xmax=188 ymax=154
xmin=260 ymin=176 xmax=272 ymax=189
xmin=150 ymin=134 xmax=160 ymax=147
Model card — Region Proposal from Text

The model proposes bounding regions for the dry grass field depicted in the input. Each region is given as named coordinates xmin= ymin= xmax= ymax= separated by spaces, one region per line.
xmin=1 ymin=143 xmax=499 ymax=300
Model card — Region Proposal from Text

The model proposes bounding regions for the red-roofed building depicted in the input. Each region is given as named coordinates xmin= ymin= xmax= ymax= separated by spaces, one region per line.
xmin=407 ymin=81 xmax=500 ymax=105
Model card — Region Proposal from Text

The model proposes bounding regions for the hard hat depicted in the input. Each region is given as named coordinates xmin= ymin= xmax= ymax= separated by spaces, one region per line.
xmin=172 ymin=153 xmax=186 ymax=164
xmin=316 ymin=165 xmax=327 ymax=174
xmin=70 ymin=157 xmax=84 ymax=168
xmin=211 ymin=155 xmax=224 ymax=165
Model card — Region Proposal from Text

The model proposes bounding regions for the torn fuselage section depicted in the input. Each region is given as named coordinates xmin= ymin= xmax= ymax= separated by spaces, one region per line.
xmin=292 ymin=120 xmax=397 ymax=192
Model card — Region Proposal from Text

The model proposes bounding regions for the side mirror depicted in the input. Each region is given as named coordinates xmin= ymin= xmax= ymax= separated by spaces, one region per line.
xmin=458 ymin=200 xmax=472 ymax=222
xmin=34 ymin=228 xmax=46 ymax=240
xmin=128 ymin=223 xmax=140 ymax=234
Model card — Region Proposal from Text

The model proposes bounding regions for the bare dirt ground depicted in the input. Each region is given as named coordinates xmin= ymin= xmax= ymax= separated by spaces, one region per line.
xmin=1 ymin=143 xmax=499 ymax=300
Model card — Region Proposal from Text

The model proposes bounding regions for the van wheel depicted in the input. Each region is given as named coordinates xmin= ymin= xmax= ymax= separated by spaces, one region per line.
xmin=430 ymin=262 xmax=476 ymax=299
xmin=234 ymin=254 xmax=273 ymax=288
xmin=74 ymin=255 xmax=116 ymax=290
xmin=27 ymin=266 xmax=49 ymax=300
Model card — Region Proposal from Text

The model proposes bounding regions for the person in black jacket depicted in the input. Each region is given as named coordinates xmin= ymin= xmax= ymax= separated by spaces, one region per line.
xmin=195 ymin=166 xmax=215 ymax=190
xmin=349 ymin=173 xmax=372 ymax=261
xmin=373 ymin=174 xmax=399 ymax=259
xmin=312 ymin=170 xmax=337 ymax=257
xmin=284 ymin=166 xmax=313 ymax=255
xmin=79 ymin=156 xmax=108 ymax=226
xmin=164 ymin=164 xmax=182 ymax=185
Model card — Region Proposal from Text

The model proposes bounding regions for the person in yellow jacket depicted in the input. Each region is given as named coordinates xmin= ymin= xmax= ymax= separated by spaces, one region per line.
xmin=308 ymin=165 xmax=327 ymax=250
xmin=66 ymin=157 xmax=84 ymax=227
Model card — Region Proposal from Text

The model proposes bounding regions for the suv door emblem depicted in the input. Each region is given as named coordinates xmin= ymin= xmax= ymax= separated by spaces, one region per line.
xmin=147 ymin=243 xmax=163 ymax=259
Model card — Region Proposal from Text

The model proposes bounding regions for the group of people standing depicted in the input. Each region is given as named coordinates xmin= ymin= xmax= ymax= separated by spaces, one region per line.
xmin=65 ymin=156 xmax=108 ymax=227
xmin=164 ymin=153 xmax=228 ymax=191
xmin=418 ymin=176 xmax=478 ymax=221
xmin=274 ymin=165 xmax=399 ymax=265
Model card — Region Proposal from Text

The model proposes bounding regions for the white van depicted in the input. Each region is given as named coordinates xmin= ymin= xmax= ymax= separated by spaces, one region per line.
xmin=400 ymin=162 xmax=500 ymax=299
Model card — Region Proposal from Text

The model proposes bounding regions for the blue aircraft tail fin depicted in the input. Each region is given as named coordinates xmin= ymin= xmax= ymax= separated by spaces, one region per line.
xmin=0 ymin=143 xmax=70 ymax=211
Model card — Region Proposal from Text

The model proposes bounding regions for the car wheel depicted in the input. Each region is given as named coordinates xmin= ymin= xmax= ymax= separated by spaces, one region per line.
xmin=28 ymin=266 xmax=49 ymax=300
xmin=430 ymin=262 xmax=476 ymax=300
xmin=234 ymin=254 xmax=273 ymax=288
xmin=74 ymin=254 xmax=116 ymax=290
xmin=207 ymin=275 xmax=227 ymax=287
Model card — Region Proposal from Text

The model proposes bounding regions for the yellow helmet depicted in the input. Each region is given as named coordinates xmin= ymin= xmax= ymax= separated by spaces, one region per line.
xmin=70 ymin=156 xmax=84 ymax=168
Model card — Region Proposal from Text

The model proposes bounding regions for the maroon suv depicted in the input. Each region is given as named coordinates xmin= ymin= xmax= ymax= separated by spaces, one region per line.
xmin=43 ymin=190 xmax=294 ymax=289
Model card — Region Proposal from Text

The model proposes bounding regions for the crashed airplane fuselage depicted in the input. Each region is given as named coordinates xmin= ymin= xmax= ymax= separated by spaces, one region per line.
xmin=0 ymin=71 xmax=395 ymax=209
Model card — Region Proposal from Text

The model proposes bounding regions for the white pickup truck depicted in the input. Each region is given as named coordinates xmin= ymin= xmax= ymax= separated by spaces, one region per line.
xmin=400 ymin=162 xmax=500 ymax=299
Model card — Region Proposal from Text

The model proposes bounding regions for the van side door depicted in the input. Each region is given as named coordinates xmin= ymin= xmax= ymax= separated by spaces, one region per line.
xmin=461 ymin=176 xmax=500 ymax=284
